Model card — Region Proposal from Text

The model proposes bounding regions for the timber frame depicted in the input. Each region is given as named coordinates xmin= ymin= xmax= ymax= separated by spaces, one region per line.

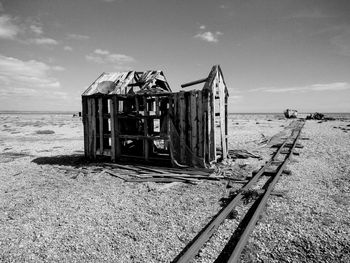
xmin=82 ymin=65 xmax=229 ymax=167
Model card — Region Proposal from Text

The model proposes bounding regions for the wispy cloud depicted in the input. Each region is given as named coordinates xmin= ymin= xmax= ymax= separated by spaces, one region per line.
xmin=67 ymin=33 xmax=90 ymax=40
xmin=86 ymin=49 xmax=135 ymax=69
xmin=0 ymin=14 xmax=20 ymax=39
xmin=249 ymin=82 xmax=350 ymax=93
xmin=290 ymin=9 xmax=333 ymax=19
xmin=194 ymin=25 xmax=223 ymax=43
xmin=0 ymin=54 xmax=62 ymax=97
xmin=28 ymin=37 xmax=59 ymax=45
xmin=63 ymin=45 xmax=73 ymax=51
xmin=29 ymin=24 xmax=43 ymax=35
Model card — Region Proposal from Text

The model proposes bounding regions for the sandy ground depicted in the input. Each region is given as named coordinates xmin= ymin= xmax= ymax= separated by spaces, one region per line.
xmin=0 ymin=113 xmax=349 ymax=262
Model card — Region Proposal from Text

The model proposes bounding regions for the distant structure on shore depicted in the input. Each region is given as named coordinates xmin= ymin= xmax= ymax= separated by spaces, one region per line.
xmin=284 ymin=109 xmax=298 ymax=119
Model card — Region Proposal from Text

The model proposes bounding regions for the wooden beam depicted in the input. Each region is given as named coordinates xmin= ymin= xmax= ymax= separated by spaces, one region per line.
xmin=181 ymin=78 xmax=207 ymax=88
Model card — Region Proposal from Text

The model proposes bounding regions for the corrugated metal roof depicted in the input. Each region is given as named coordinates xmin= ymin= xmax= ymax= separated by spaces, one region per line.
xmin=82 ymin=70 xmax=172 ymax=96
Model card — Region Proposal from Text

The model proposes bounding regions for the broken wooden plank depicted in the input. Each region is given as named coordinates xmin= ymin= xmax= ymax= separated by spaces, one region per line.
xmin=105 ymin=169 xmax=129 ymax=181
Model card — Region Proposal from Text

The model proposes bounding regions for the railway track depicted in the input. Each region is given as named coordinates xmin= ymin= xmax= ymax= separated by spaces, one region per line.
xmin=172 ymin=119 xmax=305 ymax=263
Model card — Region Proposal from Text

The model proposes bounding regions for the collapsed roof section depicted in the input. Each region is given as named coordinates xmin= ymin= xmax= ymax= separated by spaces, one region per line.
xmin=82 ymin=70 xmax=172 ymax=96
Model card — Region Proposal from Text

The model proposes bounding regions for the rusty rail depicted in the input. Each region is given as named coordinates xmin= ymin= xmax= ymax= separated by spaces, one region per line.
xmin=172 ymin=120 xmax=305 ymax=263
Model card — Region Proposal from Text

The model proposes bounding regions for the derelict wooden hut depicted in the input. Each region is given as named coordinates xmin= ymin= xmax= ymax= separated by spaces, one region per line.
xmin=82 ymin=65 xmax=229 ymax=167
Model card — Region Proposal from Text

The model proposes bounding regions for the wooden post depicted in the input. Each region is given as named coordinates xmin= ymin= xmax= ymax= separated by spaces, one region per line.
xmin=202 ymin=91 xmax=208 ymax=162
xmin=109 ymin=97 xmax=116 ymax=161
xmin=225 ymin=95 xmax=228 ymax=155
xmin=197 ymin=91 xmax=203 ymax=158
xmin=190 ymin=91 xmax=197 ymax=165
xmin=98 ymin=98 xmax=104 ymax=155
xmin=155 ymin=96 xmax=160 ymax=116
xmin=179 ymin=92 xmax=186 ymax=164
xmin=143 ymin=96 xmax=149 ymax=161
xmin=114 ymin=96 xmax=121 ymax=159
xmin=90 ymin=98 xmax=97 ymax=159
xmin=82 ymin=97 xmax=89 ymax=157
xmin=210 ymin=79 xmax=217 ymax=161
xmin=219 ymin=79 xmax=227 ymax=160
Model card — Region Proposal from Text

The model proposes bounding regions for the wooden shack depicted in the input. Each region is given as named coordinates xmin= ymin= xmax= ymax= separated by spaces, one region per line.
xmin=81 ymin=65 xmax=229 ymax=167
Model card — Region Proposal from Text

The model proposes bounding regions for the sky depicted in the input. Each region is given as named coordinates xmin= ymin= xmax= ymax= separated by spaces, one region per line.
xmin=0 ymin=0 xmax=350 ymax=113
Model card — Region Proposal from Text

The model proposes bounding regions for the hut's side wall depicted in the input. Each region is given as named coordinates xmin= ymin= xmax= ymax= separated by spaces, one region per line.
xmin=83 ymin=87 xmax=227 ymax=166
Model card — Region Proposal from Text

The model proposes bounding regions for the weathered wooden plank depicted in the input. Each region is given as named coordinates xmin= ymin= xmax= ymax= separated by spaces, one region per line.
xmin=197 ymin=91 xmax=203 ymax=158
xmin=109 ymin=98 xmax=116 ymax=161
xmin=225 ymin=95 xmax=228 ymax=155
xmin=91 ymin=98 xmax=97 ymax=159
xmin=219 ymin=77 xmax=227 ymax=160
xmin=82 ymin=97 xmax=89 ymax=157
xmin=210 ymin=76 xmax=217 ymax=161
xmin=178 ymin=92 xmax=186 ymax=164
xmin=143 ymin=96 xmax=149 ymax=161
xmin=114 ymin=96 xmax=121 ymax=159
xmin=98 ymin=98 xmax=104 ymax=155
xmin=185 ymin=92 xmax=192 ymax=164
xmin=190 ymin=91 xmax=197 ymax=165
xmin=202 ymin=90 xmax=209 ymax=162
xmin=155 ymin=96 xmax=160 ymax=116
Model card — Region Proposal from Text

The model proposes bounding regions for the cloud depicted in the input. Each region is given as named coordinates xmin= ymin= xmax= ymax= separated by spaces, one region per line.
xmin=0 ymin=14 xmax=20 ymax=39
xmin=63 ymin=45 xmax=73 ymax=51
xmin=194 ymin=25 xmax=223 ymax=43
xmin=51 ymin=65 xmax=65 ymax=71
xmin=290 ymin=9 xmax=333 ymax=19
xmin=30 ymin=24 xmax=43 ymax=35
xmin=0 ymin=54 xmax=61 ymax=97
xmin=249 ymin=82 xmax=350 ymax=93
xmin=67 ymin=33 xmax=90 ymax=40
xmin=28 ymin=37 xmax=59 ymax=45
xmin=86 ymin=49 xmax=135 ymax=67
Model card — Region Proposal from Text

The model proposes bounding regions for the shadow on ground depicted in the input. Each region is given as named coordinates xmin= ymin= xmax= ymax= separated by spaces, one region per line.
xmin=32 ymin=154 xmax=93 ymax=167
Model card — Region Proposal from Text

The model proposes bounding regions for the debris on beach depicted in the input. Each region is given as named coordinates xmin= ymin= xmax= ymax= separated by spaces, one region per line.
xmin=284 ymin=109 xmax=298 ymax=118
xmin=306 ymin=112 xmax=324 ymax=120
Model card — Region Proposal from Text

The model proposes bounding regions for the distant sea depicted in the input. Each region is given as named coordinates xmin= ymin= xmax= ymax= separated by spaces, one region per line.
xmin=0 ymin=111 xmax=77 ymax=115
xmin=1 ymin=111 xmax=349 ymax=120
